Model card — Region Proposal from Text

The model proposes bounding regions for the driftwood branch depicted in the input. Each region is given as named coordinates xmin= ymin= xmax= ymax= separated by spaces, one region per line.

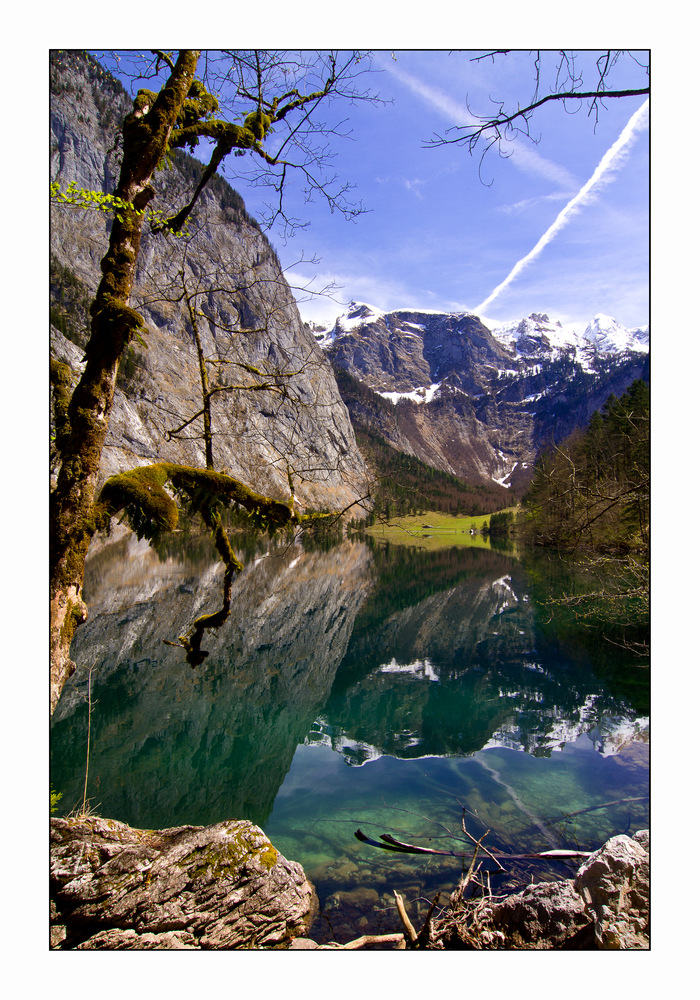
xmin=316 ymin=932 xmax=406 ymax=950
xmin=461 ymin=810 xmax=506 ymax=872
xmin=393 ymin=891 xmax=418 ymax=943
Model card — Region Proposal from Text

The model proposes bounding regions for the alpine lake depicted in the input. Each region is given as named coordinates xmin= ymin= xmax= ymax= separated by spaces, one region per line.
xmin=50 ymin=521 xmax=649 ymax=944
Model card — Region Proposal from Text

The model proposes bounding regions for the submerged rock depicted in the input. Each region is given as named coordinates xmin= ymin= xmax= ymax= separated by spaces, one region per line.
xmin=50 ymin=816 xmax=317 ymax=949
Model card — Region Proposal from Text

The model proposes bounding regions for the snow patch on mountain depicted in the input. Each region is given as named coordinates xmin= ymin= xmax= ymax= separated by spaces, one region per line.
xmin=583 ymin=314 xmax=649 ymax=354
xmin=379 ymin=382 xmax=442 ymax=405
xmin=314 ymin=301 xmax=384 ymax=347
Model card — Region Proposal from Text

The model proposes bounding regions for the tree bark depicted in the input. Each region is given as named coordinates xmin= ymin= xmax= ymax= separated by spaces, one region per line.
xmin=49 ymin=50 xmax=201 ymax=714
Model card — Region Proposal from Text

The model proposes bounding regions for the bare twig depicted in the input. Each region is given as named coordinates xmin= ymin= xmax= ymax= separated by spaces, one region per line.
xmin=415 ymin=892 xmax=442 ymax=948
xmin=461 ymin=810 xmax=505 ymax=872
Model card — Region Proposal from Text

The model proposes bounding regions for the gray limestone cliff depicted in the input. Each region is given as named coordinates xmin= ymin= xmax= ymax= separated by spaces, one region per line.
xmin=50 ymin=51 xmax=367 ymax=512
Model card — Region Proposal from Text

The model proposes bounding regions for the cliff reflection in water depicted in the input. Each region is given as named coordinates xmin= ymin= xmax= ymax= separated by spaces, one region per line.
xmin=51 ymin=533 xmax=648 ymax=835
xmin=51 ymin=532 xmax=374 ymax=829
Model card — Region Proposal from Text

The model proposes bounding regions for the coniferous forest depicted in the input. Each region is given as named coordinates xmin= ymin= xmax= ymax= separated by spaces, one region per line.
xmin=520 ymin=380 xmax=649 ymax=557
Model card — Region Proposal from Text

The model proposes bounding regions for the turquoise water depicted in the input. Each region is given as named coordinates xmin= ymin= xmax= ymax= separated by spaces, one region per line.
xmin=50 ymin=532 xmax=649 ymax=943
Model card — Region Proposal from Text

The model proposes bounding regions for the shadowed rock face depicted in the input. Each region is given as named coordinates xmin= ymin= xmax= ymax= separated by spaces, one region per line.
xmin=49 ymin=50 xmax=367 ymax=512
xmin=50 ymin=815 xmax=317 ymax=949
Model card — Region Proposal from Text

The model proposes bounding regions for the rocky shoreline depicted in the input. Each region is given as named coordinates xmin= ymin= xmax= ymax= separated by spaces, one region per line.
xmin=51 ymin=816 xmax=648 ymax=950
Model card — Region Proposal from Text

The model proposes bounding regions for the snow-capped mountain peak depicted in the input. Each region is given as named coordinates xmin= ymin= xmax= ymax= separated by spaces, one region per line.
xmin=314 ymin=304 xmax=648 ymax=361
xmin=583 ymin=313 xmax=649 ymax=354
xmin=489 ymin=311 xmax=648 ymax=371
xmin=315 ymin=302 xmax=648 ymax=495
xmin=314 ymin=301 xmax=385 ymax=347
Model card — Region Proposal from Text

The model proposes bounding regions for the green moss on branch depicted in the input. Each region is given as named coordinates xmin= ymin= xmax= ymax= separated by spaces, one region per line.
xmin=98 ymin=464 xmax=179 ymax=540
xmin=97 ymin=463 xmax=298 ymax=544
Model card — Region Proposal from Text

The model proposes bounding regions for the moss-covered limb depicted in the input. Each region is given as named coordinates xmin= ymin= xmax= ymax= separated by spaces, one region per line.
xmin=154 ymin=73 xmax=339 ymax=235
xmin=96 ymin=463 xmax=296 ymax=666
xmin=98 ymin=465 xmax=180 ymax=540
xmin=97 ymin=463 xmax=298 ymax=545
xmin=159 ymin=122 xmax=256 ymax=234
xmin=121 ymin=51 xmax=201 ymax=180
xmin=161 ymin=463 xmax=298 ymax=529
xmin=207 ymin=512 xmax=244 ymax=577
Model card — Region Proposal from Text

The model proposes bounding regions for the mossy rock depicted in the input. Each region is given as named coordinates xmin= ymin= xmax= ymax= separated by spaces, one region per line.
xmin=50 ymin=816 xmax=316 ymax=949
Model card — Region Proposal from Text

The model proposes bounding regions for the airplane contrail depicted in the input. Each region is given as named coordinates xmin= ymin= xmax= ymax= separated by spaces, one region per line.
xmin=474 ymin=98 xmax=649 ymax=317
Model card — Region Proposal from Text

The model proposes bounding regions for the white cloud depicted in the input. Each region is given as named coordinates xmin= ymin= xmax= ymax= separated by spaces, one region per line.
xmin=497 ymin=192 xmax=571 ymax=215
xmin=403 ymin=177 xmax=426 ymax=199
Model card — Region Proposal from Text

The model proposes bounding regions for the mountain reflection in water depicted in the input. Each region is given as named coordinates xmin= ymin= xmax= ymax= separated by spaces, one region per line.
xmin=51 ymin=531 xmax=648 ymax=939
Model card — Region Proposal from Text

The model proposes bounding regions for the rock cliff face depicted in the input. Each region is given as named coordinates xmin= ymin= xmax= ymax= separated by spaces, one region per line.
xmin=50 ymin=51 xmax=367 ymax=511
xmin=321 ymin=303 xmax=648 ymax=495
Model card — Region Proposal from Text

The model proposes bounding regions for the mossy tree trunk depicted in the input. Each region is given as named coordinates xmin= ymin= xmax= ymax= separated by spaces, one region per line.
xmin=49 ymin=50 xmax=201 ymax=715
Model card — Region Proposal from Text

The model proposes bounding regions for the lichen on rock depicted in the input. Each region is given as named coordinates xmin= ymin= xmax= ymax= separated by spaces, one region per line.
xmin=51 ymin=815 xmax=317 ymax=949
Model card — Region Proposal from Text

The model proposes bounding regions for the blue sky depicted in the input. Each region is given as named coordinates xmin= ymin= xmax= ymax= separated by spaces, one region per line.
xmin=258 ymin=50 xmax=650 ymax=331
xmin=91 ymin=48 xmax=649 ymax=332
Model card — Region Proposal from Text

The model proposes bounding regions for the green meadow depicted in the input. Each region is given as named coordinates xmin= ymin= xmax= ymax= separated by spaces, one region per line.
xmin=363 ymin=509 xmax=518 ymax=550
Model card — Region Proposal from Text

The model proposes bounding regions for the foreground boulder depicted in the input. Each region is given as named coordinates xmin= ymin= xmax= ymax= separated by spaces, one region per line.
xmin=50 ymin=816 xmax=317 ymax=949
xmin=574 ymin=831 xmax=649 ymax=948
xmin=432 ymin=831 xmax=649 ymax=950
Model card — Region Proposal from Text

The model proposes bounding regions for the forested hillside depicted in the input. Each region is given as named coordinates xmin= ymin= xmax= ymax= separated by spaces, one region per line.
xmin=334 ymin=366 xmax=511 ymax=518
xmin=323 ymin=303 xmax=648 ymax=496
xmin=355 ymin=430 xmax=511 ymax=519
xmin=521 ymin=380 xmax=649 ymax=556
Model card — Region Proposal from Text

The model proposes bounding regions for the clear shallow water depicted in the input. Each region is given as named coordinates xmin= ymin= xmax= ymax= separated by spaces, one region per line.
xmin=51 ymin=531 xmax=649 ymax=943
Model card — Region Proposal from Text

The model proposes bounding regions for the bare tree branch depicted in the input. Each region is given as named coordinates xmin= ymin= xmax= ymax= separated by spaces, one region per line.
xmin=424 ymin=50 xmax=649 ymax=170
